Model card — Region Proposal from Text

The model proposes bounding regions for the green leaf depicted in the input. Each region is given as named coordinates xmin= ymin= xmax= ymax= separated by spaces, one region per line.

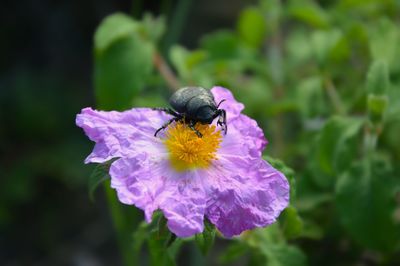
xmin=88 ymin=162 xmax=112 ymax=201
xmin=148 ymin=215 xmax=176 ymax=266
xmin=263 ymin=244 xmax=308 ymax=266
xmin=218 ymin=242 xmax=248 ymax=264
xmin=287 ymin=0 xmax=330 ymax=28
xmin=286 ymin=30 xmax=313 ymax=65
xmin=166 ymin=238 xmax=184 ymax=261
xmin=94 ymin=13 xmax=154 ymax=110
xmin=170 ymin=46 xmax=191 ymax=80
xmin=233 ymin=79 xmax=273 ymax=117
xmin=366 ymin=61 xmax=390 ymax=95
xmin=299 ymin=219 xmax=324 ymax=240
xmin=133 ymin=213 xmax=182 ymax=266
xmin=200 ymin=30 xmax=239 ymax=59
xmin=332 ymin=118 xmax=364 ymax=172
xmin=170 ymin=46 xmax=209 ymax=83
xmin=369 ymin=18 xmax=400 ymax=74
xmin=133 ymin=221 xmax=152 ymax=254
xmin=367 ymin=94 xmax=389 ymax=122
xmin=94 ymin=13 xmax=140 ymax=53
xmin=312 ymin=116 xmax=364 ymax=187
xmin=365 ymin=61 xmax=390 ymax=122
xmin=142 ymin=13 xmax=166 ymax=42
xmin=237 ymin=7 xmax=267 ymax=48
xmin=132 ymin=93 xmax=167 ymax=108
xmin=386 ymin=79 xmax=400 ymax=119
xmin=243 ymin=225 xmax=308 ymax=266
xmin=147 ymin=242 xmax=175 ymax=266
xmin=195 ymin=219 xmax=216 ymax=256
xmin=295 ymin=193 xmax=332 ymax=212
xmin=310 ymin=29 xmax=349 ymax=67
xmin=296 ymin=76 xmax=326 ymax=118
xmin=280 ymin=205 xmax=303 ymax=239
xmin=381 ymin=114 xmax=400 ymax=160
xmin=335 ymin=157 xmax=400 ymax=251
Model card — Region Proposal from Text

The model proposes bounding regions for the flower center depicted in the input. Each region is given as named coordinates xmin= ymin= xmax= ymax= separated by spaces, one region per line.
xmin=163 ymin=122 xmax=222 ymax=171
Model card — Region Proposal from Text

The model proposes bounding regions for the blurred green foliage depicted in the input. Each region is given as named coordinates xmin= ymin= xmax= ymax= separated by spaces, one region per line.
xmin=94 ymin=13 xmax=154 ymax=110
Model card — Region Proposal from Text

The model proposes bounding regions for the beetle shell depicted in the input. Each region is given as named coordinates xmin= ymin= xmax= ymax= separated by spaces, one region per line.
xmin=169 ymin=87 xmax=217 ymax=123
xmin=169 ymin=87 xmax=215 ymax=111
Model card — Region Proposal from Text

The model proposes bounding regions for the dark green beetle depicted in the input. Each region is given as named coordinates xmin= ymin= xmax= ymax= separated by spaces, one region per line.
xmin=154 ymin=87 xmax=227 ymax=137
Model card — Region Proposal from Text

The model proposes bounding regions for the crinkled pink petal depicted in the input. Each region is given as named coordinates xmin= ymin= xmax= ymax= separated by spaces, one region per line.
xmin=76 ymin=107 xmax=170 ymax=163
xmin=211 ymin=87 xmax=267 ymax=155
xmin=109 ymin=154 xmax=206 ymax=237
xmin=202 ymin=99 xmax=288 ymax=237
xmin=205 ymin=156 xmax=289 ymax=237
xmin=219 ymin=115 xmax=267 ymax=159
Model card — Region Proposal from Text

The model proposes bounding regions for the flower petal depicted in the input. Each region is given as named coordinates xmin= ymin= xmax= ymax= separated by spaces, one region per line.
xmin=205 ymin=157 xmax=289 ymax=237
xmin=211 ymin=86 xmax=267 ymax=156
xmin=77 ymin=87 xmax=288 ymax=238
xmin=227 ymin=115 xmax=268 ymax=158
xmin=109 ymin=155 xmax=207 ymax=237
xmin=76 ymin=107 xmax=170 ymax=163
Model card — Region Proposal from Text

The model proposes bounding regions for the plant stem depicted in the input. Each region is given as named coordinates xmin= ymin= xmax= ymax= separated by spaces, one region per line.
xmin=363 ymin=121 xmax=382 ymax=159
xmin=104 ymin=183 xmax=138 ymax=266
xmin=324 ymin=78 xmax=346 ymax=115
xmin=153 ymin=51 xmax=181 ymax=91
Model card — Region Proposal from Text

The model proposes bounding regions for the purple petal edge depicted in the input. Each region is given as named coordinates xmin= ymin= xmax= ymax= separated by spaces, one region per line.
xmin=205 ymin=158 xmax=289 ymax=237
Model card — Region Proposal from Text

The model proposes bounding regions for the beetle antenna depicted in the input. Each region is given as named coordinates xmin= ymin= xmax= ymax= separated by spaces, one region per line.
xmin=217 ymin=99 xmax=226 ymax=109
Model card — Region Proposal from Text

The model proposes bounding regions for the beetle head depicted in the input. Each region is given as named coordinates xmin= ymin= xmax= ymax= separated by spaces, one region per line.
xmin=195 ymin=106 xmax=216 ymax=124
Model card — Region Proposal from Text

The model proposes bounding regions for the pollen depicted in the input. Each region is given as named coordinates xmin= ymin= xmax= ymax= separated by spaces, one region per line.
xmin=163 ymin=122 xmax=222 ymax=171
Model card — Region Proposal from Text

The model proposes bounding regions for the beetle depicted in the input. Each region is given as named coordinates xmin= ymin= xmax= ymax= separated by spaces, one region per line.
xmin=153 ymin=87 xmax=227 ymax=137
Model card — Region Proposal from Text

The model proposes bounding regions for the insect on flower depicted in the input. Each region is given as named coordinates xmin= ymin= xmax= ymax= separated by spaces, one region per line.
xmin=153 ymin=87 xmax=227 ymax=137
xmin=76 ymin=86 xmax=289 ymax=238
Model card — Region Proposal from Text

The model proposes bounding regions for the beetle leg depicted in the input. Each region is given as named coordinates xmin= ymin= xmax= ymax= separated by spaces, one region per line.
xmin=154 ymin=117 xmax=181 ymax=137
xmin=152 ymin=107 xmax=181 ymax=117
xmin=221 ymin=110 xmax=227 ymax=134
xmin=216 ymin=109 xmax=227 ymax=134
xmin=189 ymin=120 xmax=203 ymax=138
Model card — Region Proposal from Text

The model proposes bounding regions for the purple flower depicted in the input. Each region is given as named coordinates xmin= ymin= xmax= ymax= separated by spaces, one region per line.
xmin=76 ymin=86 xmax=289 ymax=237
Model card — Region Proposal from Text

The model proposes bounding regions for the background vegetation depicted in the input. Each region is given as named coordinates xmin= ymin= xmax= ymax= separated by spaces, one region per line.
xmin=1 ymin=0 xmax=400 ymax=265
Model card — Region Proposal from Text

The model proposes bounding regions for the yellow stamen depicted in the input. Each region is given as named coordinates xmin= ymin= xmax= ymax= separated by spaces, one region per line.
xmin=163 ymin=122 xmax=222 ymax=171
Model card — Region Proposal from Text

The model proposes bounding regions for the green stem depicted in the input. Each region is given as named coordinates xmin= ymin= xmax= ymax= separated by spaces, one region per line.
xmin=153 ymin=50 xmax=181 ymax=90
xmin=324 ymin=77 xmax=346 ymax=115
xmin=365 ymin=130 xmax=378 ymax=154
xmin=104 ymin=182 xmax=139 ymax=266
xmin=364 ymin=124 xmax=379 ymax=154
